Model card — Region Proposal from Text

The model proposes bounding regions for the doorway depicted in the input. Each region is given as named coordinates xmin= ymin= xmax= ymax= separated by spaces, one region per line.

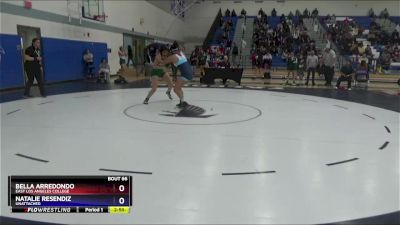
xmin=17 ymin=25 xmax=42 ymax=84
xmin=123 ymin=33 xmax=135 ymax=67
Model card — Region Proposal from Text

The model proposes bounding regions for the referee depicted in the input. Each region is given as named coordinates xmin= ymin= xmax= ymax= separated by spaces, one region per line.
xmin=24 ymin=37 xmax=46 ymax=98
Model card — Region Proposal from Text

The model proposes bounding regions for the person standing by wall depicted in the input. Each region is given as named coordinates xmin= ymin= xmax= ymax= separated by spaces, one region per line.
xmin=126 ymin=45 xmax=134 ymax=68
xmin=323 ymin=47 xmax=336 ymax=86
xmin=118 ymin=46 xmax=128 ymax=72
xmin=24 ymin=37 xmax=46 ymax=98
xmin=231 ymin=42 xmax=239 ymax=68
xmin=83 ymin=49 xmax=94 ymax=79
xmin=306 ymin=50 xmax=319 ymax=86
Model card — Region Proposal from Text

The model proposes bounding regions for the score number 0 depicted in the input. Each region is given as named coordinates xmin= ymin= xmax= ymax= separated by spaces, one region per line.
xmin=118 ymin=184 xmax=126 ymax=205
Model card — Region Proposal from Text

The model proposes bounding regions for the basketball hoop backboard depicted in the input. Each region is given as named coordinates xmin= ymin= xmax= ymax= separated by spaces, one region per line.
xmin=82 ymin=0 xmax=106 ymax=22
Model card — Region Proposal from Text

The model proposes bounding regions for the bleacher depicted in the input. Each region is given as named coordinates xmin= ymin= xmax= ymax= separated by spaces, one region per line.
xmin=268 ymin=17 xmax=281 ymax=28
xmin=352 ymin=16 xmax=374 ymax=29
xmin=210 ymin=16 xmax=238 ymax=45
xmin=390 ymin=16 xmax=400 ymax=24
xmin=272 ymin=56 xmax=286 ymax=68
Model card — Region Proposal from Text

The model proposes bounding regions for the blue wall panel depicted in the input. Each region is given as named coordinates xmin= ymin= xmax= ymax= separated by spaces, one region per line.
xmin=0 ymin=35 xmax=108 ymax=89
xmin=0 ymin=34 xmax=24 ymax=89
xmin=42 ymin=38 xmax=108 ymax=82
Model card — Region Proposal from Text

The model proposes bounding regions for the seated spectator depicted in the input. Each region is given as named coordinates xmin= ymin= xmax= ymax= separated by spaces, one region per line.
xmin=392 ymin=46 xmax=400 ymax=62
xmin=98 ymin=58 xmax=110 ymax=83
xmin=219 ymin=55 xmax=231 ymax=68
xmin=365 ymin=45 xmax=373 ymax=57
xmin=379 ymin=50 xmax=392 ymax=70
xmin=358 ymin=53 xmax=368 ymax=65
xmin=355 ymin=60 xmax=370 ymax=84
xmin=336 ymin=60 xmax=354 ymax=90
xmin=357 ymin=43 xmax=365 ymax=55
xmin=392 ymin=29 xmax=400 ymax=44
xmin=83 ymin=49 xmax=94 ymax=78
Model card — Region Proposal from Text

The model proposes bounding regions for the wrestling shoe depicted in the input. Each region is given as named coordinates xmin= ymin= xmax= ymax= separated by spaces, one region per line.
xmin=166 ymin=91 xmax=173 ymax=100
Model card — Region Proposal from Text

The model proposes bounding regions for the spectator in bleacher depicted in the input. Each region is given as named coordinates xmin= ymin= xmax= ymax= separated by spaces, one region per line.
xmin=313 ymin=20 xmax=319 ymax=33
xmin=336 ymin=60 xmax=354 ymax=90
xmin=368 ymin=8 xmax=375 ymax=18
xmin=280 ymin=14 xmax=286 ymax=23
xmin=303 ymin=8 xmax=309 ymax=18
xmin=231 ymin=9 xmax=237 ymax=17
xmin=83 ymin=49 xmax=95 ymax=78
xmin=197 ymin=49 xmax=207 ymax=76
xmin=264 ymin=51 xmax=272 ymax=74
xmin=220 ymin=55 xmax=231 ymax=68
xmin=379 ymin=49 xmax=391 ymax=70
xmin=380 ymin=8 xmax=389 ymax=19
xmin=251 ymin=52 xmax=257 ymax=69
xmin=256 ymin=50 xmax=264 ymax=76
xmin=365 ymin=45 xmax=373 ymax=57
xmin=392 ymin=29 xmax=400 ymax=44
xmin=225 ymin=9 xmax=231 ymax=17
xmin=271 ymin=8 xmax=277 ymax=17
xmin=306 ymin=50 xmax=318 ymax=86
xmin=312 ymin=8 xmax=318 ymax=18
xmin=240 ymin=9 xmax=247 ymax=21
xmin=190 ymin=51 xmax=198 ymax=75
xmin=357 ymin=43 xmax=365 ymax=55
xmin=393 ymin=46 xmax=400 ymax=62
xmin=258 ymin=8 xmax=264 ymax=16
xmin=358 ymin=53 xmax=368 ymax=65
xmin=323 ymin=47 xmax=336 ymax=86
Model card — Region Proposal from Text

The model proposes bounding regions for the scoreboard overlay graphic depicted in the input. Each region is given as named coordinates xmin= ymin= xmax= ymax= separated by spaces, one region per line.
xmin=8 ymin=176 xmax=132 ymax=213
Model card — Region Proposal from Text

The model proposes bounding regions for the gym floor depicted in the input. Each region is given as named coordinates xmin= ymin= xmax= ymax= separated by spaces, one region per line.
xmin=1 ymin=77 xmax=399 ymax=224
